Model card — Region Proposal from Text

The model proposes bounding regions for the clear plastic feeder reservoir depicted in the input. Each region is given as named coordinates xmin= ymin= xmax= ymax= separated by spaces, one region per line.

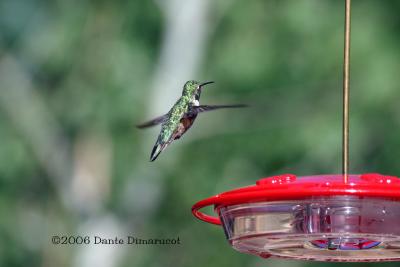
xmin=192 ymin=174 xmax=400 ymax=262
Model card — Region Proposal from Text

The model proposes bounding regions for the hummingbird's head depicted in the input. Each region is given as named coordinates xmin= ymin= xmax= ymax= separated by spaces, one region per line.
xmin=182 ymin=80 xmax=214 ymax=100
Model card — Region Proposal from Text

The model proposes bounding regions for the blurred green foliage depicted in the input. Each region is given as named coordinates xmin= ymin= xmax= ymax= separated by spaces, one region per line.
xmin=1 ymin=0 xmax=400 ymax=267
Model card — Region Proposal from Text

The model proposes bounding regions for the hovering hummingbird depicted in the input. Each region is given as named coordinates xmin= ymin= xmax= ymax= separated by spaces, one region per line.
xmin=137 ymin=80 xmax=247 ymax=161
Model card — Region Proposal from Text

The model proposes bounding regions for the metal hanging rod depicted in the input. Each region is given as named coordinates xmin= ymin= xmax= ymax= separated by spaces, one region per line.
xmin=342 ymin=0 xmax=351 ymax=183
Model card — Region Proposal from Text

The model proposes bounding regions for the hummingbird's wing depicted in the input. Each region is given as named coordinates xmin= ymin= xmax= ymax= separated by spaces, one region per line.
xmin=136 ymin=114 xmax=169 ymax=129
xmin=189 ymin=104 xmax=247 ymax=115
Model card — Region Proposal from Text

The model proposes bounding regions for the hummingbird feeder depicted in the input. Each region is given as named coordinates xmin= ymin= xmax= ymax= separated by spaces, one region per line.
xmin=192 ymin=0 xmax=400 ymax=262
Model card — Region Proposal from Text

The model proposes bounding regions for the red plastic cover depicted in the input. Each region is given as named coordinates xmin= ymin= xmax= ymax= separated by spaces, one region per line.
xmin=192 ymin=173 xmax=400 ymax=225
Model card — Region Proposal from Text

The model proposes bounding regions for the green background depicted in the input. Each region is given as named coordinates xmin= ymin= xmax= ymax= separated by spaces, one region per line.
xmin=1 ymin=0 xmax=400 ymax=266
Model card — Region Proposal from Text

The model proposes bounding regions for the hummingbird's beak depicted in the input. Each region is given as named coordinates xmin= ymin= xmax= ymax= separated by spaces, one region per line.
xmin=199 ymin=81 xmax=214 ymax=88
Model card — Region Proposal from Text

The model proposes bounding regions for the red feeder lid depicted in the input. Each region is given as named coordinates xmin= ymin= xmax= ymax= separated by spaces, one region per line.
xmin=192 ymin=173 xmax=400 ymax=225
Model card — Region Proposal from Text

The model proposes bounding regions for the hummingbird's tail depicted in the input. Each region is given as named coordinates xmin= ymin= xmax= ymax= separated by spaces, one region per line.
xmin=150 ymin=143 xmax=165 ymax=161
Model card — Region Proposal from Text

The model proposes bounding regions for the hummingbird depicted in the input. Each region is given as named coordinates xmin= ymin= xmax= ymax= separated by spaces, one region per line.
xmin=137 ymin=80 xmax=247 ymax=161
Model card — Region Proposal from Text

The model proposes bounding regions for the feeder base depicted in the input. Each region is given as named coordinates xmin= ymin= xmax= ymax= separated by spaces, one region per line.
xmin=233 ymin=234 xmax=400 ymax=262
xmin=220 ymin=196 xmax=400 ymax=262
